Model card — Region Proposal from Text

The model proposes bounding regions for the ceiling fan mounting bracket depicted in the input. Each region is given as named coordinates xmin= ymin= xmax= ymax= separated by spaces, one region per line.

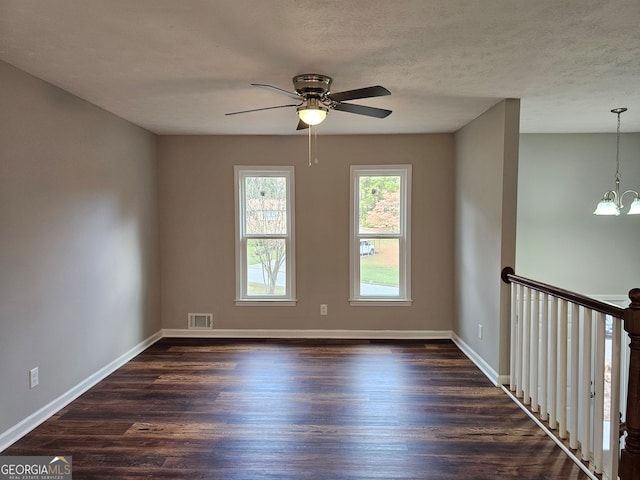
xmin=293 ymin=74 xmax=333 ymax=97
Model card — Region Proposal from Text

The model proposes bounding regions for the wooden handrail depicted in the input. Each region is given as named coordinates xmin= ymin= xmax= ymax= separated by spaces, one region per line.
xmin=502 ymin=266 xmax=640 ymax=480
xmin=501 ymin=266 xmax=625 ymax=318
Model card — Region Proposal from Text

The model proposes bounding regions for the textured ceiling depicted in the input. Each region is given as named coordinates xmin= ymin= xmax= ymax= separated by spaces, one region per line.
xmin=1 ymin=0 xmax=639 ymax=135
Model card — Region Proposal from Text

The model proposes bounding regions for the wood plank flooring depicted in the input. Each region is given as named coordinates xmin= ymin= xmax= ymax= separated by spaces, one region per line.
xmin=3 ymin=339 xmax=589 ymax=479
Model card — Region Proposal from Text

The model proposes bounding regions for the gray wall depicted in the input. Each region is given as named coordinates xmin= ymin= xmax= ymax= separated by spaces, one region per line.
xmin=517 ymin=133 xmax=640 ymax=297
xmin=0 ymin=61 xmax=160 ymax=434
xmin=158 ymin=134 xmax=455 ymax=333
xmin=454 ymin=99 xmax=520 ymax=380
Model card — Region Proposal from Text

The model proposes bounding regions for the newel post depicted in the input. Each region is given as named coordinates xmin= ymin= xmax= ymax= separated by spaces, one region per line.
xmin=620 ymin=288 xmax=640 ymax=480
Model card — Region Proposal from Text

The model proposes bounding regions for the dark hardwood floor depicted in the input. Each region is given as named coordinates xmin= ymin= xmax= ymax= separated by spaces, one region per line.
xmin=3 ymin=339 xmax=589 ymax=479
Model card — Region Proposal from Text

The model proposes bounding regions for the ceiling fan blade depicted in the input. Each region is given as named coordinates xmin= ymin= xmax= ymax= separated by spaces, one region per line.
xmin=333 ymin=102 xmax=392 ymax=118
xmin=225 ymin=104 xmax=299 ymax=116
xmin=296 ymin=119 xmax=310 ymax=130
xmin=251 ymin=83 xmax=300 ymax=100
xmin=328 ymin=85 xmax=390 ymax=102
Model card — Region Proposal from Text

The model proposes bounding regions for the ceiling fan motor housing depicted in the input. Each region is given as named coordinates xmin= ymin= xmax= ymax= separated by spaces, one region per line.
xmin=293 ymin=74 xmax=333 ymax=97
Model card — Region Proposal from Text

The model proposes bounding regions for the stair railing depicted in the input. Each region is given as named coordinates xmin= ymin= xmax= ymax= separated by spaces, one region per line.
xmin=501 ymin=267 xmax=640 ymax=480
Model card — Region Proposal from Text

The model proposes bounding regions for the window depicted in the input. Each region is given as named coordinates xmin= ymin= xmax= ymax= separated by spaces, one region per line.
xmin=350 ymin=165 xmax=411 ymax=305
xmin=234 ymin=166 xmax=296 ymax=304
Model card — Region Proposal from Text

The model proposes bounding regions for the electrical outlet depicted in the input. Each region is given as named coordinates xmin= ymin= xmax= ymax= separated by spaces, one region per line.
xmin=478 ymin=324 xmax=484 ymax=340
xmin=29 ymin=367 xmax=39 ymax=389
xmin=320 ymin=304 xmax=328 ymax=315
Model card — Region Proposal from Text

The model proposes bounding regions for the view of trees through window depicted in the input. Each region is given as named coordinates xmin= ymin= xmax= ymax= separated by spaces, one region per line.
xmin=358 ymin=175 xmax=401 ymax=295
xmin=244 ymin=175 xmax=288 ymax=296
xmin=359 ymin=175 xmax=401 ymax=233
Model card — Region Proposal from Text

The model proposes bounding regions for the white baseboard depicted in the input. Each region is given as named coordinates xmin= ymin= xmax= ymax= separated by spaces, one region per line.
xmin=0 ymin=330 xmax=163 ymax=452
xmin=451 ymin=333 xmax=502 ymax=386
xmin=162 ymin=328 xmax=452 ymax=340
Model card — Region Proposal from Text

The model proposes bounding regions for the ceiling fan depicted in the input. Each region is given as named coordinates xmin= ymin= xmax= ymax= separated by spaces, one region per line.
xmin=225 ymin=74 xmax=392 ymax=130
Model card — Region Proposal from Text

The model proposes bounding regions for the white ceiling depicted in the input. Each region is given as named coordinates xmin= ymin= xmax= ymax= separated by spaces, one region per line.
xmin=1 ymin=0 xmax=639 ymax=135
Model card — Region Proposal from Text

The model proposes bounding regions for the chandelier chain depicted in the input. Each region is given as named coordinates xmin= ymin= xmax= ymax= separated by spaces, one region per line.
xmin=615 ymin=110 xmax=621 ymax=183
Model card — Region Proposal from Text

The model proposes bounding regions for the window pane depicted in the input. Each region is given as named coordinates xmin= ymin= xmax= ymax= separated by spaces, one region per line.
xmin=358 ymin=175 xmax=401 ymax=234
xmin=246 ymin=238 xmax=287 ymax=296
xmin=245 ymin=176 xmax=287 ymax=234
xmin=359 ymin=239 xmax=399 ymax=296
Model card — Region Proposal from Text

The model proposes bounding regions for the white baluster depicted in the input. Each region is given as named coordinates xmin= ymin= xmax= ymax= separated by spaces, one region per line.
xmin=609 ymin=315 xmax=622 ymax=480
xmin=539 ymin=293 xmax=549 ymax=421
xmin=569 ymin=303 xmax=580 ymax=449
xmin=580 ymin=308 xmax=592 ymax=461
xmin=516 ymin=284 xmax=524 ymax=398
xmin=558 ymin=299 xmax=568 ymax=439
xmin=523 ymin=287 xmax=531 ymax=405
xmin=593 ymin=312 xmax=605 ymax=474
xmin=549 ymin=296 xmax=558 ymax=429
xmin=531 ymin=290 xmax=540 ymax=412
xmin=510 ymin=282 xmax=517 ymax=391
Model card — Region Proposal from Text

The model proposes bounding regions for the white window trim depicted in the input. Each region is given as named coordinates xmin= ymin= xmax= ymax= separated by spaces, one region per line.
xmin=349 ymin=165 xmax=412 ymax=305
xmin=234 ymin=166 xmax=296 ymax=304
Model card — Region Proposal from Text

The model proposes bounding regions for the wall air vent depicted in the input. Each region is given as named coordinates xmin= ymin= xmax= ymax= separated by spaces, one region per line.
xmin=188 ymin=313 xmax=213 ymax=330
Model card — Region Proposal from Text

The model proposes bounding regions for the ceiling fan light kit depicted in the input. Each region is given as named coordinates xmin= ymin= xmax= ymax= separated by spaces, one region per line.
xmin=297 ymin=97 xmax=328 ymax=126
xmin=593 ymin=108 xmax=640 ymax=216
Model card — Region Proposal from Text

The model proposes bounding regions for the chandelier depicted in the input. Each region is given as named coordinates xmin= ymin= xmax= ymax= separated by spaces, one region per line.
xmin=593 ymin=108 xmax=640 ymax=215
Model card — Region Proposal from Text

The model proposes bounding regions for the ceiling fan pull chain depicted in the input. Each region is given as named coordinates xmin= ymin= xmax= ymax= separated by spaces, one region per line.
xmin=308 ymin=125 xmax=312 ymax=166
xmin=314 ymin=126 xmax=318 ymax=165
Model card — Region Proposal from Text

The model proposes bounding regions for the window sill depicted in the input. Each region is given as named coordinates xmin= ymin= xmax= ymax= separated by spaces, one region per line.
xmin=235 ymin=300 xmax=297 ymax=307
xmin=349 ymin=299 xmax=413 ymax=307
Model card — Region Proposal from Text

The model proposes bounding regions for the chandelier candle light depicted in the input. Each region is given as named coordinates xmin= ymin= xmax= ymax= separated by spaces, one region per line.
xmin=593 ymin=108 xmax=640 ymax=216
